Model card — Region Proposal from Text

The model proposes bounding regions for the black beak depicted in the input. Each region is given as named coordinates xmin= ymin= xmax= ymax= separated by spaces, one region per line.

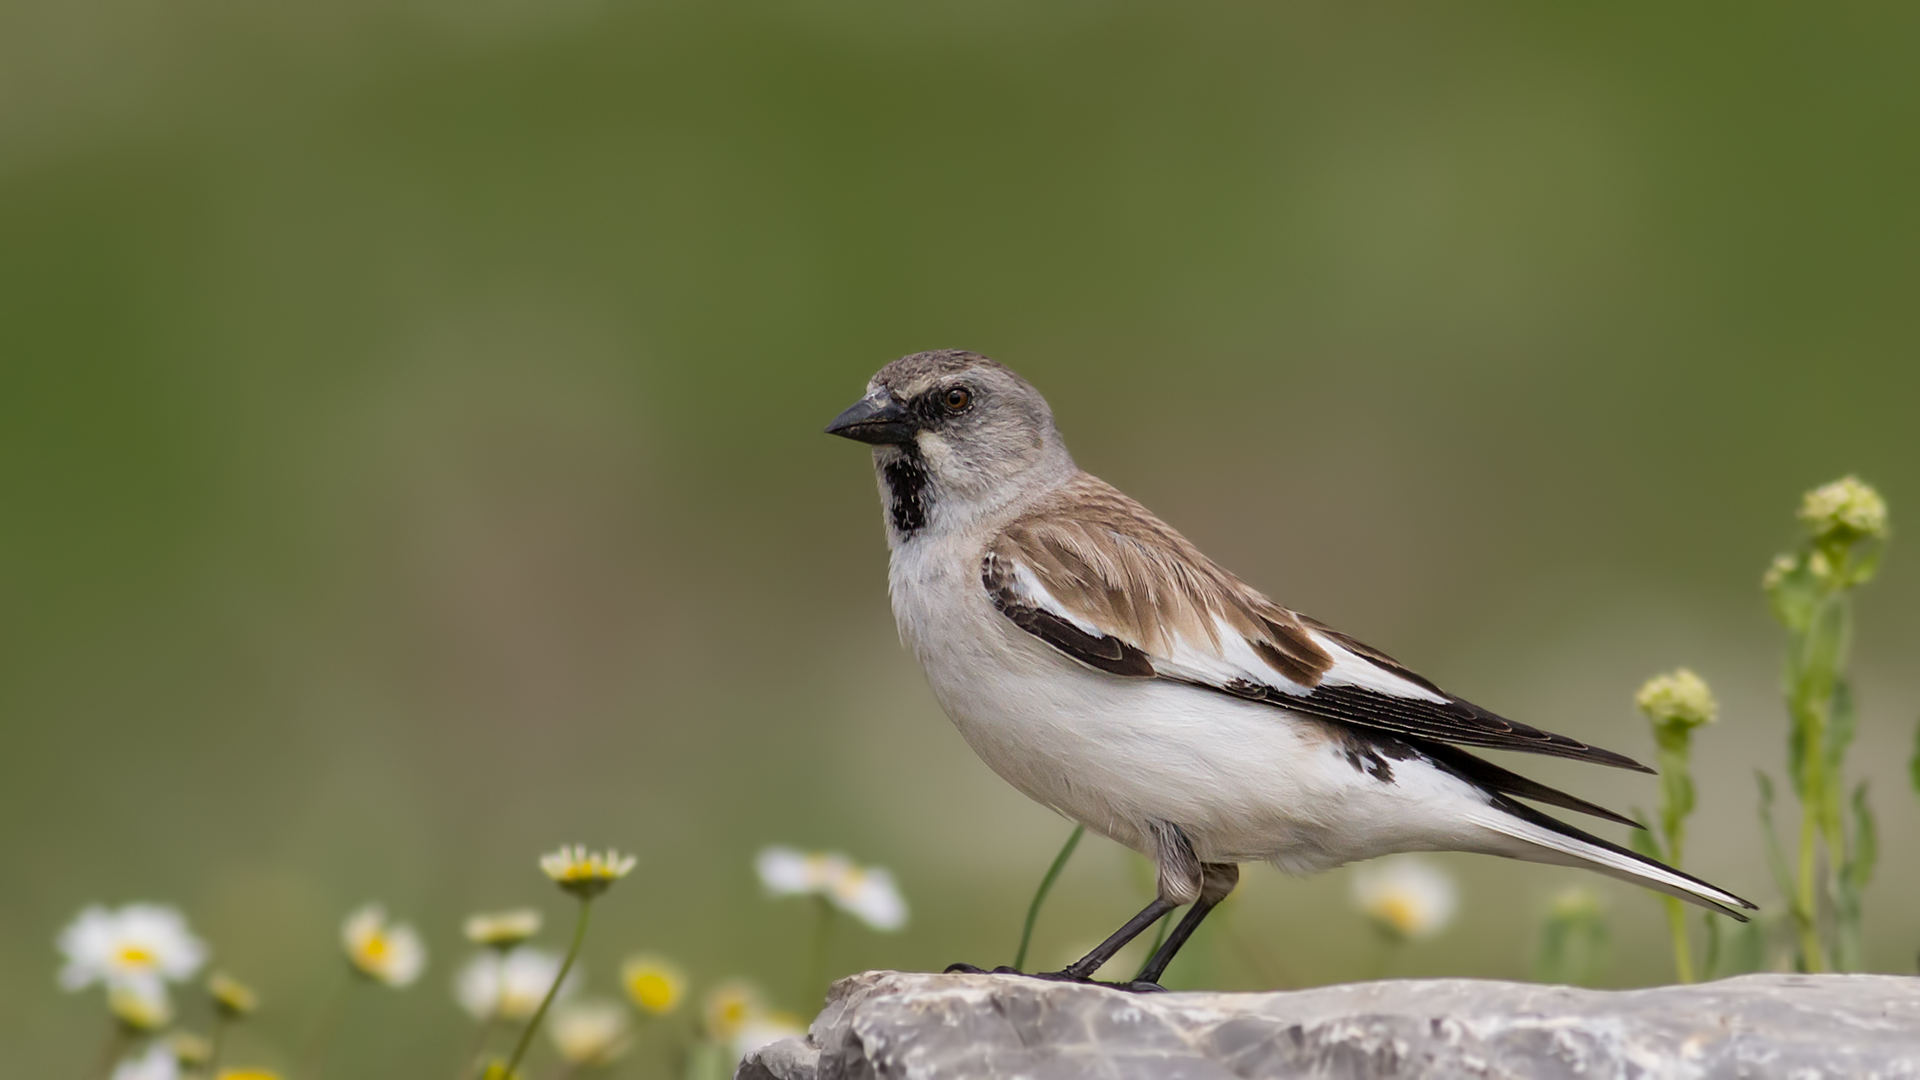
xmin=825 ymin=394 xmax=917 ymax=445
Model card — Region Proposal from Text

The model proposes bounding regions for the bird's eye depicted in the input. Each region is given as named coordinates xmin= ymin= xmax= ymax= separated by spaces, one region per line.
xmin=943 ymin=387 xmax=972 ymax=412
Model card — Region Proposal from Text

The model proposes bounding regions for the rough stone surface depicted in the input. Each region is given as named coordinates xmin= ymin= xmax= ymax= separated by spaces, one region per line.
xmin=738 ymin=970 xmax=1920 ymax=1080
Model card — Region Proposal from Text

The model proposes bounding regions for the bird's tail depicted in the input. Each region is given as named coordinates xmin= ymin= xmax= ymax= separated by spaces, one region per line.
xmin=1469 ymin=796 xmax=1757 ymax=921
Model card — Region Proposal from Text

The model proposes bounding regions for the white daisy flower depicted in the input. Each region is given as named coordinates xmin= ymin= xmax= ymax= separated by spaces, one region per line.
xmin=111 ymin=1044 xmax=180 ymax=1080
xmin=620 ymin=954 xmax=686 ymax=1016
xmin=698 ymin=980 xmax=799 ymax=1064
xmin=702 ymin=980 xmax=765 ymax=1043
xmin=828 ymin=865 xmax=907 ymax=932
xmin=754 ymin=847 xmax=908 ymax=932
xmin=454 ymin=946 xmax=577 ymax=1021
xmin=731 ymin=1012 xmax=805 ymax=1064
xmin=546 ymin=998 xmax=631 ymax=1066
xmin=340 ymin=905 xmax=426 ymax=987
xmin=1352 ymin=856 xmax=1458 ymax=942
xmin=463 ymin=909 xmax=542 ymax=949
xmin=755 ymin=847 xmax=825 ymax=896
xmin=540 ymin=846 xmax=637 ymax=900
xmin=58 ymin=904 xmax=208 ymax=994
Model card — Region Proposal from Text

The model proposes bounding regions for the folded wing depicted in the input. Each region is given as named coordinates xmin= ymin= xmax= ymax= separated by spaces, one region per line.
xmin=984 ymin=475 xmax=1652 ymax=775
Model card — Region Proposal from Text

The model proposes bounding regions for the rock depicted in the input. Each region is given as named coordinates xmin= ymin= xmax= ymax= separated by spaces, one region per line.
xmin=738 ymin=970 xmax=1920 ymax=1080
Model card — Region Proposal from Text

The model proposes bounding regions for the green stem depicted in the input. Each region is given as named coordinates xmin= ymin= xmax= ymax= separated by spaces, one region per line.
xmin=1794 ymin=805 xmax=1823 ymax=972
xmin=1663 ymin=785 xmax=1692 ymax=983
xmin=86 ymin=1019 xmax=131 ymax=1080
xmin=1788 ymin=587 xmax=1849 ymax=973
xmin=296 ymin=973 xmax=356 ymax=1080
xmin=1794 ymin=632 xmax=1829 ymax=973
xmin=1013 ymin=825 xmax=1083 ymax=971
xmin=502 ymin=898 xmax=594 ymax=1080
xmin=1366 ymin=934 xmax=1399 ymax=982
xmin=664 ymin=1013 xmax=700 ymax=1080
xmin=684 ymin=1041 xmax=724 ymax=1080
xmin=1662 ymin=897 xmax=1694 ymax=983
xmin=649 ymin=1010 xmax=690 ymax=1080
xmin=1220 ymin=906 xmax=1292 ymax=989
xmin=462 ymin=1010 xmax=502 ymax=1080
xmin=206 ymin=1014 xmax=230 ymax=1080
xmin=806 ymin=895 xmax=837 ymax=1002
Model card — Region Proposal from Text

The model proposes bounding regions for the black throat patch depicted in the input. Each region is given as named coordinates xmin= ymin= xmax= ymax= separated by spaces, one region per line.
xmin=882 ymin=449 xmax=931 ymax=536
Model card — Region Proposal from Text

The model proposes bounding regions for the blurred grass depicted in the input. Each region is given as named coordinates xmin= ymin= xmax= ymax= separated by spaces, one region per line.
xmin=3 ymin=1 xmax=1918 ymax=1075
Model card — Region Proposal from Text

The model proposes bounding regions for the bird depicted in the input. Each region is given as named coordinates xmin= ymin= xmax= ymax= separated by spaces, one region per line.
xmin=825 ymin=349 xmax=1754 ymax=992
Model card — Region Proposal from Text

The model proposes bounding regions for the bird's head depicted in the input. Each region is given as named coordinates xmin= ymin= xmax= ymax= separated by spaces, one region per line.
xmin=826 ymin=350 xmax=1073 ymax=528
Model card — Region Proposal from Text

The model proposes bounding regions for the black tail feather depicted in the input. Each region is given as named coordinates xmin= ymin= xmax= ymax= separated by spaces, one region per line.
xmin=1423 ymin=743 xmax=1644 ymax=829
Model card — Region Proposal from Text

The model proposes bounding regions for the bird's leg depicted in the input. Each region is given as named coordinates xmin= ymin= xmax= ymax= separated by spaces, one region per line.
xmin=948 ymin=898 xmax=1177 ymax=983
xmin=1042 ymin=822 xmax=1202 ymax=986
xmin=947 ymin=822 xmax=1202 ymax=991
xmin=1147 ymin=820 xmax=1205 ymax=908
xmin=1135 ymin=862 xmax=1240 ymax=984
xmin=1047 ymin=896 xmax=1181 ymax=980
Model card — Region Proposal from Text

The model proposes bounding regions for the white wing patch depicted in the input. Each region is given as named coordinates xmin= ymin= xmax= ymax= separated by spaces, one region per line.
xmin=1303 ymin=629 xmax=1449 ymax=703
xmin=1153 ymin=613 xmax=1316 ymax=696
xmin=1005 ymin=561 xmax=1104 ymax=637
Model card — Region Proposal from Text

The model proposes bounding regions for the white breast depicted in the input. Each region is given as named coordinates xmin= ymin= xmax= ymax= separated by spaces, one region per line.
xmin=885 ymin=531 xmax=1495 ymax=872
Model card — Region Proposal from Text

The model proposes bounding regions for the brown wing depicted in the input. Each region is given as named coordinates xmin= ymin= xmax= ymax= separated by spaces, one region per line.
xmin=987 ymin=474 xmax=1335 ymax=686
xmin=985 ymin=474 xmax=1651 ymax=773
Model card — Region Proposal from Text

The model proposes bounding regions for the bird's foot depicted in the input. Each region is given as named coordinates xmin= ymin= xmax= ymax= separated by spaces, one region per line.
xmin=1030 ymin=969 xmax=1167 ymax=993
xmin=942 ymin=962 xmax=1023 ymax=975
xmin=942 ymin=964 xmax=1163 ymax=993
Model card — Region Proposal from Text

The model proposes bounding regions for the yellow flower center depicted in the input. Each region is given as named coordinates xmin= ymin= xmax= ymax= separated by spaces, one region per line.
xmin=832 ymin=868 xmax=867 ymax=899
xmin=629 ymin=973 xmax=676 ymax=1012
xmin=1371 ymin=895 xmax=1421 ymax=936
xmin=118 ymin=945 xmax=156 ymax=967
xmin=362 ymin=935 xmax=389 ymax=960
xmin=708 ymin=996 xmax=752 ymax=1038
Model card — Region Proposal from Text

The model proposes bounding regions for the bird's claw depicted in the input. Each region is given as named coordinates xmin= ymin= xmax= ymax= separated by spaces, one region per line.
xmin=943 ymin=964 xmax=1164 ymax=993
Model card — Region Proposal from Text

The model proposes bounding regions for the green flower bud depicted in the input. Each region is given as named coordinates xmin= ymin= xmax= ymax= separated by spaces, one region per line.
xmin=1635 ymin=668 xmax=1718 ymax=731
xmin=1799 ymin=476 xmax=1889 ymax=542
xmin=169 ymin=1032 xmax=213 ymax=1068
xmin=209 ymin=971 xmax=259 ymax=1017
xmin=1549 ymin=886 xmax=1602 ymax=921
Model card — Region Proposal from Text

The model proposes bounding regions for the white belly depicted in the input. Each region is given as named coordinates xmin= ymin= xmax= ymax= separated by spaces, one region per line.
xmin=887 ymin=535 xmax=1493 ymax=874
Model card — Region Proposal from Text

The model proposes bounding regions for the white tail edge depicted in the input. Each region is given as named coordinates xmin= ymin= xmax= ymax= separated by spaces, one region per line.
xmin=1470 ymin=805 xmax=1755 ymax=920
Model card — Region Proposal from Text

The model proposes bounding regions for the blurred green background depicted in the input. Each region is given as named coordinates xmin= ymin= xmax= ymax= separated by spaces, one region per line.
xmin=4 ymin=0 xmax=1918 ymax=1073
